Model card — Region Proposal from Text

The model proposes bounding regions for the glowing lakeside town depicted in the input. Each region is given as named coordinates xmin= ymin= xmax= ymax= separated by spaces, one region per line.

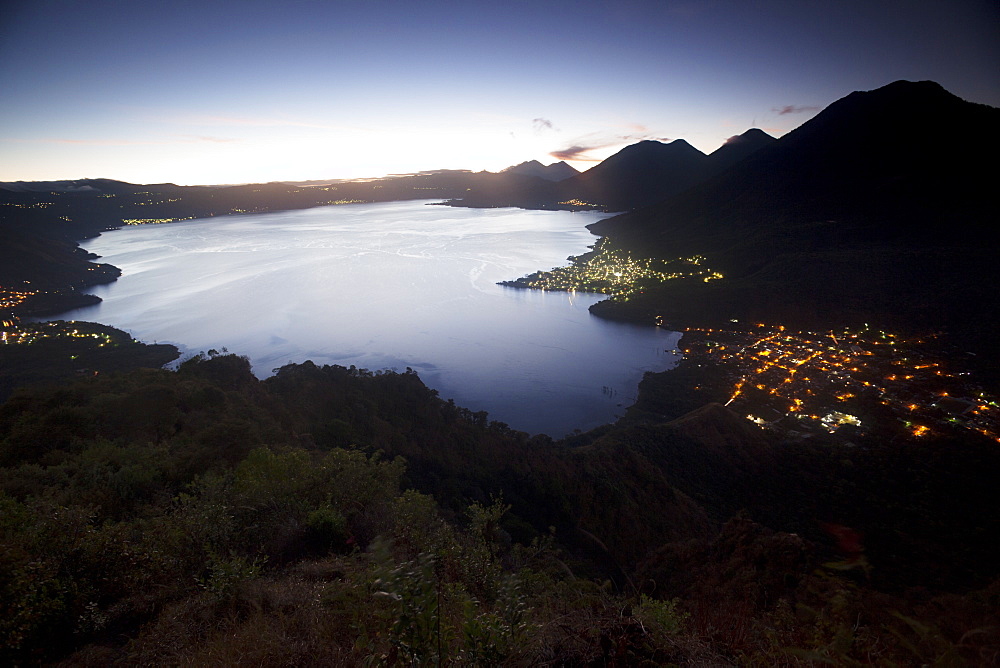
xmin=501 ymin=239 xmax=999 ymax=444
xmin=677 ymin=324 xmax=999 ymax=445
xmin=0 ymin=320 xmax=119 ymax=348
xmin=498 ymin=237 xmax=724 ymax=299
xmin=3 ymin=208 xmax=997 ymax=445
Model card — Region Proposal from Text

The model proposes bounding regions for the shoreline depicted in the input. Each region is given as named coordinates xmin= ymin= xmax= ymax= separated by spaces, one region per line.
xmin=12 ymin=201 xmax=666 ymax=438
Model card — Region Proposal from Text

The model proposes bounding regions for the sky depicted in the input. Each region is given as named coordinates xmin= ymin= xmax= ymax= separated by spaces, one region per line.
xmin=1 ymin=0 xmax=997 ymax=185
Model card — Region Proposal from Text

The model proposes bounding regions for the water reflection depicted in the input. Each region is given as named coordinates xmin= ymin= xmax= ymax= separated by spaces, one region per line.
xmin=57 ymin=200 xmax=680 ymax=436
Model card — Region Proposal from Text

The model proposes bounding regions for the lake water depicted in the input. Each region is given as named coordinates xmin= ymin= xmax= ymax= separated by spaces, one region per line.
xmin=57 ymin=200 xmax=680 ymax=437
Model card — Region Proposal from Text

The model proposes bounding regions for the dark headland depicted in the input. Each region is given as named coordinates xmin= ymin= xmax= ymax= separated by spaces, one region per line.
xmin=2 ymin=81 xmax=999 ymax=665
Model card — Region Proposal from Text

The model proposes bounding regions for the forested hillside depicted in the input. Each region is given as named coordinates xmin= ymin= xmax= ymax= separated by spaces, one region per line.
xmin=2 ymin=79 xmax=998 ymax=665
xmin=2 ymin=352 xmax=997 ymax=665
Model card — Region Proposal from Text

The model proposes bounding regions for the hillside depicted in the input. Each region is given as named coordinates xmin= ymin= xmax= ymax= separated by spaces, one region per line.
xmin=1 ymin=80 xmax=999 ymax=665
xmin=584 ymin=81 xmax=1000 ymax=370
xmin=500 ymin=159 xmax=579 ymax=181
xmin=704 ymin=127 xmax=777 ymax=173
xmin=2 ymin=353 xmax=997 ymax=664
xmin=556 ymin=139 xmax=708 ymax=210
xmin=448 ymin=131 xmax=776 ymax=212
xmin=590 ymin=80 xmax=998 ymax=253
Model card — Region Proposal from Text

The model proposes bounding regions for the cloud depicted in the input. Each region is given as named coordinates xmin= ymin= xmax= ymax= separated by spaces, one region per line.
xmin=723 ymin=133 xmax=750 ymax=145
xmin=773 ymin=105 xmax=820 ymax=115
xmin=619 ymin=124 xmax=671 ymax=142
xmin=549 ymin=127 xmax=672 ymax=162
xmin=549 ymin=144 xmax=605 ymax=162
xmin=532 ymin=117 xmax=554 ymax=132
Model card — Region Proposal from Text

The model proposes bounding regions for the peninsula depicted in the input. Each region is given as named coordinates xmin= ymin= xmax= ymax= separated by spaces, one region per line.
xmin=2 ymin=81 xmax=999 ymax=665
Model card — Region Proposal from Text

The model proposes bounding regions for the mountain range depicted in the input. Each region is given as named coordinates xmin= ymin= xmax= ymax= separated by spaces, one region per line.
xmin=555 ymin=129 xmax=777 ymax=210
xmin=2 ymin=80 xmax=999 ymax=664
xmin=4 ymin=81 xmax=996 ymax=364
xmin=453 ymin=128 xmax=777 ymax=211
xmin=591 ymin=80 xmax=998 ymax=251
xmin=581 ymin=80 xmax=1000 ymax=373
xmin=500 ymin=159 xmax=579 ymax=181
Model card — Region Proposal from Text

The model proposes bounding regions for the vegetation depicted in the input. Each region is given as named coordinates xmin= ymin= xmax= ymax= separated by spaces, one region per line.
xmin=1 ymin=352 xmax=997 ymax=665
xmin=2 ymin=81 xmax=998 ymax=664
xmin=0 ymin=321 xmax=179 ymax=402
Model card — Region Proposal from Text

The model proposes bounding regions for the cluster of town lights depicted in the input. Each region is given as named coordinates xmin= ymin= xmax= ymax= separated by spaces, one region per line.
xmin=1 ymin=320 xmax=117 ymax=348
xmin=500 ymin=238 xmax=722 ymax=300
xmin=124 ymin=217 xmax=195 ymax=225
xmin=0 ymin=287 xmax=37 ymax=310
xmin=675 ymin=323 xmax=999 ymax=443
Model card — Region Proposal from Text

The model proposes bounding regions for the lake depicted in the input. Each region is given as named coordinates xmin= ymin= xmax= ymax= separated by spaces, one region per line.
xmin=57 ymin=200 xmax=680 ymax=437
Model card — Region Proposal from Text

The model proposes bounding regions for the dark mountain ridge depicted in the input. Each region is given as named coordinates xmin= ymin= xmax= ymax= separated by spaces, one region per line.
xmin=558 ymin=139 xmax=708 ymax=209
xmin=3 ymin=351 xmax=997 ymax=664
xmin=591 ymin=80 xmax=998 ymax=251
xmin=587 ymin=80 xmax=1000 ymax=358
xmin=3 ymin=80 xmax=1000 ymax=665
xmin=0 ymin=178 xmax=200 ymax=195
xmin=704 ymin=127 xmax=777 ymax=173
xmin=452 ymin=131 xmax=776 ymax=211
xmin=561 ymin=130 xmax=777 ymax=210
xmin=501 ymin=159 xmax=579 ymax=181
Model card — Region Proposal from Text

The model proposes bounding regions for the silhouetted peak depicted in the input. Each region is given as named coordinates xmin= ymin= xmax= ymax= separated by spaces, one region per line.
xmin=777 ymin=79 xmax=985 ymax=153
xmin=707 ymin=128 xmax=777 ymax=171
xmin=543 ymin=161 xmax=580 ymax=181
xmin=828 ymin=80 xmax=962 ymax=118
xmin=723 ymin=128 xmax=775 ymax=145
xmin=871 ymin=79 xmax=950 ymax=97
xmin=565 ymin=138 xmax=711 ymax=208
xmin=501 ymin=159 xmax=579 ymax=181
xmin=597 ymin=139 xmax=706 ymax=169
xmin=502 ymin=160 xmax=544 ymax=172
xmin=621 ymin=138 xmax=702 ymax=155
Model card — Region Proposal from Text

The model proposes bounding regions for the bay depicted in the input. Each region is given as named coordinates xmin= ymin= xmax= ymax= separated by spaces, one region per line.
xmin=56 ymin=200 xmax=680 ymax=437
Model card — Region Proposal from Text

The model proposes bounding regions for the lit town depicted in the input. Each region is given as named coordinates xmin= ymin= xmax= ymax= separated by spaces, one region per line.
xmin=500 ymin=237 xmax=723 ymax=299
xmin=1 ymin=7 xmax=998 ymax=656
xmin=498 ymin=236 xmax=1000 ymax=447
xmin=674 ymin=324 xmax=1000 ymax=444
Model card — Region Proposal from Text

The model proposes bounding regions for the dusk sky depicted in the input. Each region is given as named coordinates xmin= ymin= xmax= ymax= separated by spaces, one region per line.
xmin=1 ymin=0 xmax=997 ymax=185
